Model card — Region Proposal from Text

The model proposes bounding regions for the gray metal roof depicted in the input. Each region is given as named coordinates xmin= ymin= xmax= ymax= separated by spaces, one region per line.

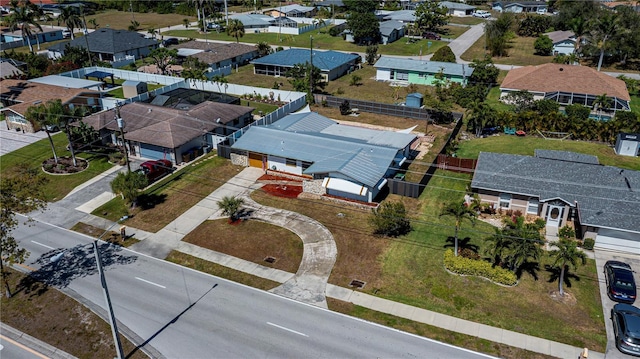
xmin=28 ymin=75 xmax=102 ymax=89
xmin=251 ymin=49 xmax=358 ymax=72
xmin=383 ymin=10 xmax=416 ymax=22
xmin=379 ymin=21 xmax=405 ymax=37
xmin=534 ymin=150 xmax=599 ymax=164
xmin=439 ymin=1 xmax=476 ymax=10
xmin=48 ymin=28 xmax=158 ymax=55
xmin=374 ymin=56 xmax=474 ymax=77
xmin=273 ymin=4 xmax=315 ymax=14
xmin=267 ymin=111 xmax=336 ymax=132
xmin=229 ymin=14 xmax=274 ymax=27
xmin=471 ymin=152 xmax=640 ymax=234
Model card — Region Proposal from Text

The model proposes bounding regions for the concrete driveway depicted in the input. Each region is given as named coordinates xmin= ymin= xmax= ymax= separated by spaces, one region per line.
xmin=594 ymin=249 xmax=640 ymax=359
xmin=0 ymin=121 xmax=47 ymax=156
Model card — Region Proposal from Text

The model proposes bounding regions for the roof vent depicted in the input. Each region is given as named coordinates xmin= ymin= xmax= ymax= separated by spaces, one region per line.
xmin=148 ymin=108 xmax=152 ymax=113
xmin=559 ymin=67 xmax=564 ymax=71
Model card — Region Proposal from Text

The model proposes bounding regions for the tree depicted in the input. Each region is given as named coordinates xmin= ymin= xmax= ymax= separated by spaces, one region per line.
xmin=501 ymin=216 xmax=544 ymax=273
xmin=549 ymin=238 xmax=586 ymax=297
xmin=484 ymin=227 xmax=512 ymax=267
xmin=255 ymin=41 xmax=272 ymax=57
xmin=343 ymin=0 xmax=377 ymax=13
xmin=24 ymin=100 xmax=64 ymax=164
xmin=58 ymin=6 xmax=83 ymax=40
xmin=347 ymin=11 xmax=380 ymax=45
xmin=147 ymin=47 xmax=178 ymax=75
xmin=147 ymin=28 xmax=158 ymax=39
xmin=183 ymin=67 xmax=208 ymax=90
xmin=340 ymin=100 xmax=351 ymax=115
xmin=211 ymin=74 xmax=228 ymax=94
xmin=414 ymin=1 xmax=449 ymax=33
xmin=485 ymin=13 xmax=514 ymax=57
xmin=128 ymin=20 xmax=140 ymax=31
xmin=431 ymin=46 xmax=456 ymax=62
xmin=588 ymin=11 xmax=619 ymax=71
xmin=6 ymin=0 xmax=44 ymax=53
xmin=227 ymin=19 xmax=245 ymax=43
xmin=286 ymin=62 xmax=325 ymax=94
xmin=217 ymin=196 xmax=245 ymax=221
xmin=466 ymin=100 xmax=497 ymax=137
xmin=503 ymin=90 xmax=535 ymax=113
xmin=349 ymin=74 xmax=362 ymax=86
xmin=468 ymin=55 xmax=499 ymax=85
xmin=365 ymin=45 xmax=378 ymax=65
xmin=183 ymin=18 xmax=190 ymax=28
xmin=110 ymin=171 xmax=148 ymax=208
xmin=534 ymin=35 xmax=553 ymax=55
xmin=58 ymin=44 xmax=95 ymax=68
xmin=517 ymin=13 xmax=551 ymax=37
xmin=369 ymin=201 xmax=411 ymax=237
xmin=440 ymin=201 xmax=477 ymax=256
xmin=1 ymin=165 xmax=47 ymax=297
xmin=593 ymin=93 xmax=612 ymax=120
xmin=88 ymin=18 xmax=99 ymax=29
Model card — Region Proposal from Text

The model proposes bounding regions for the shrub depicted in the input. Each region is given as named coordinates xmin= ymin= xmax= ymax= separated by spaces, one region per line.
xmin=459 ymin=248 xmax=480 ymax=260
xmin=339 ymin=100 xmax=351 ymax=115
xmin=369 ymin=201 xmax=412 ymax=237
xmin=431 ymin=46 xmax=456 ymax=63
xmin=444 ymin=249 xmax=517 ymax=286
xmin=336 ymin=87 xmax=345 ymax=95
xmin=583 ymin=237 xmax=595 ymax=250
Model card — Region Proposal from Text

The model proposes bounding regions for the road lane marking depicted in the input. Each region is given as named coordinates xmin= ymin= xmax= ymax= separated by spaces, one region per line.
xmin=31 ymin=240 xmax=54 ymax=250
xmin=135 ymin=277 xmax=166 ymax=289
xmin=15 ymin=263 xmax=36 ymax=272
xmin=0 ymin=334 xmax=50 ymax=359
xmin=266 ymin=322 xmax=309 ymax=337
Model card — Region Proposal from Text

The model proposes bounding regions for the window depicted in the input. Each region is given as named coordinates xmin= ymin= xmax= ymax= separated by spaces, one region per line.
xmin=286 ymin=158 xmax=296 ymax=167
xmin=396 ymin=71 xmax=408 ymax=81
xmin=499 ymin=193 xmax=511 ymax=209
xmin=527 ymin=198 xmax=539 ymax=215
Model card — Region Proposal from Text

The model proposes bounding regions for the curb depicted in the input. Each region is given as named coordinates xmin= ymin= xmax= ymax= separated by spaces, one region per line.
xmin=0 ymin=322 xmax=78 ymax=359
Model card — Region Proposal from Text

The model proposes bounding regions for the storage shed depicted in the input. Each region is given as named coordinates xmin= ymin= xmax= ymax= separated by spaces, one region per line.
xmin=615 ymin=133 xmax=640 ymax=157
xmin=122 ymin=80 xmax=148 ymax=98
xmin=406 ymin=93 xmax=423 ymax=108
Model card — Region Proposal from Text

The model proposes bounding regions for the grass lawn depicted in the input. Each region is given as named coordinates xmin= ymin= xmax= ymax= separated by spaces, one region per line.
xmin=448 ymin=17 xmax=486 ymax=26
xmin=181 ymin=219 xmax=303 ymax=273
xmin=0 ymin=133 xmax=113 ymax=201
xmin=461 ymin=34 xmax=555 ymax=66
xmin=80 ymin=10 xmax=195 ymax=31
xmin=441 ymin=25 xmax=469 ymax=39
xmin=486 ymin=86 xmax=511 ymax=111
xmin=92 ymin=154 xmax=243 ymax=232
xmin=163 ymin=28 xmax=446 ymax=56
xmin=106 ymin=82 xmax=165 ymax=99
xmin=455 ymin=135 xmax=640 ymax=171
xmin=1 ymin=269 xmax=147 ymax=359
xmin=166 ymin=251 xmax=280 ymax=290
xmin=631 ymin=95 xmax=640 ymax=116
xmin=70 ymin=222 xmax=140 ymax=248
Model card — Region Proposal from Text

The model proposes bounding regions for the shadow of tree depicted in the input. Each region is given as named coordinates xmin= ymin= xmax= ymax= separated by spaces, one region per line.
xmin=545 ymin=264 xmax=580 ymax=288
xmin=443 ymin=236 xmax=479 ymax=253
xmin=29 ymin=242 xmax=137 ymax=288
xmin=516 ymin=261 xmax=540 ymax=280
xmin=137 ymin=193 xmax=167 ymax=210
xmin=16 ymin=274 xmax=49 ymax=297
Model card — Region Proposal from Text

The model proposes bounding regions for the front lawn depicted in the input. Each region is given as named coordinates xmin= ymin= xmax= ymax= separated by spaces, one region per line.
xmin=79 ymin=10 xmax=195 ymax=31
xmin=461 ymin=34 xmax=555 ymax=66
xmin=455 ymin=135 xmax=640 ymax=170
xmin=0 ymin=133 xmax=113 ymax=201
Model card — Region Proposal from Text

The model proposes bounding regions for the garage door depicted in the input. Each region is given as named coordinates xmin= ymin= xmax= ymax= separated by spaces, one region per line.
xmin=595 ymin=229 xmax=640 ymax=255
xmin=140 ymin=143 xmax=167 ymax=160
xmin=248 ymin=152 xmax=263 ymax=168
xmin=618 ymin=140 xmax=638 ymax=156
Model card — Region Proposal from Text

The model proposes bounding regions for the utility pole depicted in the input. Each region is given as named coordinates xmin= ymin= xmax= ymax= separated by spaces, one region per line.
xmin=224 ymin=0 xmax=229 ymax=26
xmin=278 ymin=0 xmax=282 ymax=42
xmin=309 ymin=35 xmax=314 ymax=104
xmin=115 ymin=105 xmax=131 ymax=173
xmin=94 ymin=240 xmax=125 ymax=359
xmin=129 ymin=0 xmax=135 ymax=22
xmin=81 ymin=5 xmax=93 ymax=66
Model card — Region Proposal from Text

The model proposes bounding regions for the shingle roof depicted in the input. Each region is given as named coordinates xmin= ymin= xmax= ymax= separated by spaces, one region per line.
xmin=534 ymin=149 xmax=599 ymax=164
xmin=0 ymin=62 xmax=22 ymax=79
xmin=383 ymin=10 xmax=416 ymax=22
xmin=374 ymin=56 xmax=474 ymax=77
xmin=544 ymin=30 xmax=576 ymax=44
xmin=439 ymin=1 xmax=476 ymax=10
xmin=471 ymin=151 xmax=640 ymax=234
xmin=271 ymin=4 xmax=315 ymax=14
xmin=379 ymin=21 xmax=405 ymax=37
xmin=0 ymin=79 xmax=99 ymax=115
xmin=48 ymin=28 xmax=158 ymax=55
xmin=501 ymin=64 xmax=630 ymax=101
xmin=494 ymin=1 xmax=548 ymax=7
xmin=251 ymin=49 xmax=358 ymax=71
xmin=82 ymin=101 xmax=252 ymax=148
xmin=171 ymin=41 xmax=257 ymax=64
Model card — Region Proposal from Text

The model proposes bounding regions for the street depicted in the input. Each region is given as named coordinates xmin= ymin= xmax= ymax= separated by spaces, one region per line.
xmin=14 ymin=219 xmax=497 ymax=359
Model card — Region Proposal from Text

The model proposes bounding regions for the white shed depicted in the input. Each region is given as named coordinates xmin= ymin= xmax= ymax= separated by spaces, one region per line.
xmin=615 ymin=133 xmax=640 ymax=157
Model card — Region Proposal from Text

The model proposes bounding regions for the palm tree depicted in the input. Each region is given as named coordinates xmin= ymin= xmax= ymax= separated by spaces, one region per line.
xmin=593 ymin=93 xmax=612 ymax=120
xmin=25 ymin=101 xmax=60 ymax=164
xmin=88 ymin=18 xmax=99 ymax=29
xmin=217 ymin=195 xmax=245 ymax=222
xmin=549 ymin=239 xmax=587 ymax=297
xmin=183 ymin=18 xmax=190 ymax=28
xmin=589 ymin=12 xmax=620 ymax=71
xmin=466 ymin=100 xmax=496 ymax=137
xmin=484 ymin=228 xmax=512 ymax=267
xmin=226 ymin=19 xmax=245 ymax=43
xmin=183 ymin=67 xmax=208 ymax=90
xmin=58 ymin=6 xmax=83 ymax=40
xmin=211 ymin=74 xmax=228 ymax=94
xmin=568 ymin=17 xmax=587 ymax=55
xmin=147 ymin=28 xmax=158 ymax=39
xmin=440 ymin=201 xmax=477 ymax=256
xmin=502 ymin=216 xmax=544 ymax=272
xmin=255 ymin=41 xmax=272 ymax=57
xmin=6 ymin=0 xmax=43 ymax=53
xmin=128 ymin=20 xmax=140 ymax=31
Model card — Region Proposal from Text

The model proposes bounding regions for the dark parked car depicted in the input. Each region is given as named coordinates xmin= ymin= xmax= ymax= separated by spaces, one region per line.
xmin=162 ymin=37 xmax=179 ymax=47
xmin=135 ymin=159 xmax=173 ymax=183
xmin=422 ymin=31 xmax=441 ymax=40
xmin=605 ymin=261 xmax=637 ymax=304
xmin=611 ymin=303 xmax=640 ymax=356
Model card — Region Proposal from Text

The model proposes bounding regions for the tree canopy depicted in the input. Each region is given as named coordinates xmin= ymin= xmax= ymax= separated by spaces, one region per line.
xmin=415 ymin=1 xmax=449 ymax=33
xmin=347 ymin=11 xmax=380 ymax=45
xmin=369 ymin=201 xmax=412 ymax=237
xmin=431 ymin=46 xmax=456 ymax=63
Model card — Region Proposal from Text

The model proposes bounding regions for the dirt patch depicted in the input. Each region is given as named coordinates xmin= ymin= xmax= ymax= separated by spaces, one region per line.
xmin=258 ymin=174 xmax=303 ymax=182
xmin=548 ymin=290 xmax=578 ymax=305
xmin=42 ymin=157 xmax=88 ymax=174
xmin=260 ymin=184 xmax=303 ymax=198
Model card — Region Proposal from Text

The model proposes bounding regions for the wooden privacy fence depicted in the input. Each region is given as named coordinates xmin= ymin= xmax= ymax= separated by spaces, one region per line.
xmin=387 ymin=178 xmax=423 ymax=198
xmin=436 ymin=154 xmax=477 ymax=173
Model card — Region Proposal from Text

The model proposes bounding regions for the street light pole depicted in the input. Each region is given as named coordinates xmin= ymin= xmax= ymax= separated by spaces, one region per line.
xmin=115 ymin=105 xmax=131 ymax=173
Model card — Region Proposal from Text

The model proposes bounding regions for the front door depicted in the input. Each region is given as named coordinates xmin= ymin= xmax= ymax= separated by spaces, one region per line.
xmin=546 ymin=204 xmax=564 ymax=227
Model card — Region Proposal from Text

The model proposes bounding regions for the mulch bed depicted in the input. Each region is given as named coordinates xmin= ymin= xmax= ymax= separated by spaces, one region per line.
xmin=42 ymin=157 xmax=88 ymax=174
xmin=260 ymin=184 xmax=303 ymax=198
xmin=258 ymin=174 xmax=304 ymax=182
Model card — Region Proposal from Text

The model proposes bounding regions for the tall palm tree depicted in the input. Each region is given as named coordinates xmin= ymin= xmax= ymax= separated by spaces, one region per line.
xmin=440 ymin=201 xmax=477 ymax=256
xmin=226 ymin=19 xmax=245 ymax=43
xmin=589 ymin=12 xmax=620 ymax=71
xmin=6 ymin=0 xmax=43 ymax=53
xmin=255 ymin=41 xmax=272 ymax=57
xmin=25 ymin=101 xmax=59 ymax=164
xmin=593 ymin=93 xmax=612 ymax=120
xmin=58 ymin=6 xmax=83 ymax=40
xmin=183 ymin=67 xmax=208 ymax=90
xmin=568 ymin=17 xmax=587 ymax=55
xmin=147 ymin=28 xmax=158 ymax=39
xmin=211 ymin=74 xmax=228 ymax=94
xmin=549 ymin=239 xmax=586 ymax=297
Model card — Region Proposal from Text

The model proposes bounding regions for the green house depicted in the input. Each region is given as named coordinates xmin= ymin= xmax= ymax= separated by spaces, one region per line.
xmin=374 ymin=56 xmax=474 ymax=86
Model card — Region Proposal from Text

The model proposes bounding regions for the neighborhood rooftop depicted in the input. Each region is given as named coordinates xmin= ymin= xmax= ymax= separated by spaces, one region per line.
xmin=0 ymin=79 xmax=99 ymax=115
xmin=251 ymin=49 xmax=359 ymax=71
xmin=48 ymin=28 xmax=157 ymax=54
xmin=171 ymin=41 xmax=256 ymax=64
xmin=374 ymin=56 xmax=474 ymax=77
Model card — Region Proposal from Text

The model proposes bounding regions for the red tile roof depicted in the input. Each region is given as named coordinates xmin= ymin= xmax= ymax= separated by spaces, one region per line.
xmin=500 ymin=64 xmax=630 ymax=101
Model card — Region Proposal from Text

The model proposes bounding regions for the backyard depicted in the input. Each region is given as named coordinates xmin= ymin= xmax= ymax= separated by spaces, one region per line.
xmin=461 ymin=34 xmax=556 ymax=66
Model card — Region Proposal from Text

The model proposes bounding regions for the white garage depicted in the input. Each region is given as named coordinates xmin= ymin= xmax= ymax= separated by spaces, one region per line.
xmin=595 ymin=228 xmax=640 ymax=255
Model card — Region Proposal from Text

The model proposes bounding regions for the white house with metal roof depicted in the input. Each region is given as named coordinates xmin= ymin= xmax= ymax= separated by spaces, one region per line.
xmin=471 ymin=150 xmax=640 ymax=255
xmin=230 ymin=112 xmax=417 ymax=202
xmin=374 ymin=56 xmax=474 ymax=86
xmin=438 ymin=1 xmax=477 ymax=16
xmin=251 ymin=49 xmax=359 ymax=81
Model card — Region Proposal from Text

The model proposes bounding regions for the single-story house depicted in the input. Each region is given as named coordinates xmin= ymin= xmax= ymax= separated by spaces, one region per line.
xmin=544 ymin=30 xmax=577 ymax=55
xmin=230 ymin=111 xmax=417 ymax=203
xmin=374 ymin=56 xmax=474 ymax=86
xmin=383 ymin=10 xmax=416 ymax=24
xmin=266 ymin=4 xmax=316 ymax=18
xmin=492 ymin=0 xmax=548 ymax=13
xmin=170 ymin=41 xmax=258 ymax=70
xmin=228 ymin=14 xmax=298 ymax=32
xmin=1 ymin=26 xmax=64 ymax=46
xmin=251 ymin=49 xmax=359 ymax=82
xmin=379 ymin=21 xmax=406 ymax=45
xmin=312 ymin=0 xmax=345 ymax=9
xmin=500 ymin=63 xmax=631 ymax=112
xmin=439 ymin=1 xmax=477 ymax=16
xmin=615 ymin=133 xmax=640 ymax=157
xmin=48 ymin=28 xmax=159 ymax=64
xmin=82 ymin=101 xmax=253 ymax=163
xmin=0 ymin=79 xmax=102 ymax=132
xmin=471 ymin=150 xmax=640 ymax=255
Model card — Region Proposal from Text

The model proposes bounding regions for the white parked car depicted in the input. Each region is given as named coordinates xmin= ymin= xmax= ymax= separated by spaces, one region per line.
xmin=473 ymin=10 xmax=491 ymax=18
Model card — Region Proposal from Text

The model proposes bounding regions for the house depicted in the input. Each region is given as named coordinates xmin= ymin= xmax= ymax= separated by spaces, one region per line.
xmin=228 ymin=14 xmax=298 ymax=32
xmin=471 ymin=150 xmax=640 ymax=255
xmin=374 ymin=56 xmax=474 ymax=86
xmin=29 ymin=75 xmax=104 ymax=91
xmin=438 ymin=1 xmax=477 ymax=16
xmin=543 ymin=30 xmax=577 ymax=55
xmin=47 ymin=28 xmax=158 ymax=64
xmin=383 ymin=10 xmax=417 ymax=23
xmin=379 ymin=21 xmax=406 ymax=45
xmin=492 ymin=0 xmax=548 ymax=13
xmin=251 ymin=49 xmax=359 ymax=82
xmin=1 ymin=26 xmax=64 ymax=46
xmin=0 ymin=61 xmax=23 ymax=79
xmin=500 ymin=63 xmax=631 ymax=112
xmin=266 ymin=4 xmax=316 ymax=18
xmin=230 ymin=111 xmax=417 ymax=203
xmin=615 ymin=133 xmax=640 ymax=157
xmin=82 ymin=101 xmax=254 ymax=163
xmin=0 ymin=79 xmax=102 ymax=132
xmin=170 ymin=41 xmax=258 ymax=70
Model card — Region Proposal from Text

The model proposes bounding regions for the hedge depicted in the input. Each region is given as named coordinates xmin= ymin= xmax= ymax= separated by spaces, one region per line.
xmin=443 ymin=249 xmax=517 ymax=286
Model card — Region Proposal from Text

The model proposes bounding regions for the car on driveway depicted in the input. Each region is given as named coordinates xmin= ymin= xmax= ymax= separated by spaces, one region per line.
xmin=611 ymin=303 xmax=640 ymax=356
xmin=605 ymin=261 xmax=637 ymax=304
xmin=136 ymin=159 xmax=173 ymax=183
xmin=422 ymin=31 xmax=441 ymax=40
xmin=162 ymin=37 xmax=179 ymax=47
xmin=473 ymin=10 xmax=491 ymax=18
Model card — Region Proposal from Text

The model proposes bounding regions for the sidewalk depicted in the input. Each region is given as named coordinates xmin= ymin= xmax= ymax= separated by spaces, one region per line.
xmin=1 ymin=322 xmax=78 ymax=359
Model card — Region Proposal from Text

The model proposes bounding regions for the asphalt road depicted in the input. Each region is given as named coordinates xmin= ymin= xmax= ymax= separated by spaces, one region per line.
xmin=0 ymin=335 xmax=47 ymax=359
xmin=15 ymin=219 xmax=497 ymax=359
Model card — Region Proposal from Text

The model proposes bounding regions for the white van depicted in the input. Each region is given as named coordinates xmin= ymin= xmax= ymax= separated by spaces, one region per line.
xmin=473 ymin=10 xmax=491 ymax=18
